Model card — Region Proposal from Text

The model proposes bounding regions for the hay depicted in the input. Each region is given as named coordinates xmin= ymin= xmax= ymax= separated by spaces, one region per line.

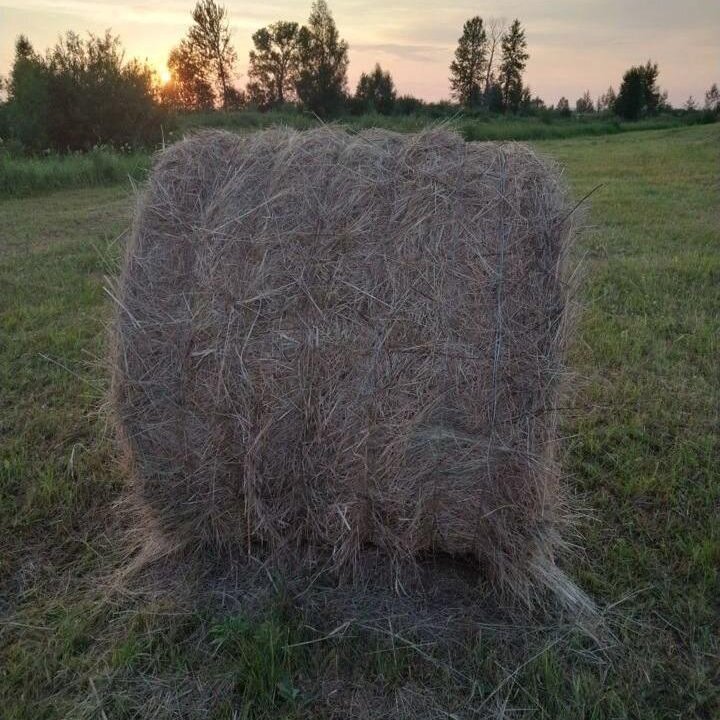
xmin=110 ymin=126 xmax=582 ymax=606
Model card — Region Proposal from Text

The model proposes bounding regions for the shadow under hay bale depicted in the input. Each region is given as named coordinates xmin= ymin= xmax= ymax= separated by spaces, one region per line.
xmin=110 ymin=126 xmax=590 ymax=611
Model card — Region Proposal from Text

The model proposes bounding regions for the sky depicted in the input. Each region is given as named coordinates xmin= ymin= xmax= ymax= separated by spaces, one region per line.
xmin=0 ymin=0 xmax=718 ymax=106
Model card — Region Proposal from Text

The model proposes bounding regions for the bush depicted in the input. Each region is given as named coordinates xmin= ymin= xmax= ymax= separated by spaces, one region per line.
xmin=0 ymin=102 xmax=9 ymax=140
xmin=5 ymin=32 xmax=168 ymax=153
xmin=393 ymin=95 xmax=425 ymax=116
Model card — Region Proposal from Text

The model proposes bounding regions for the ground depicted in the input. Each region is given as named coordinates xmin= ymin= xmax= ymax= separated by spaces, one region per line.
xmin=0 ymin=123 xmax=718 ymax=718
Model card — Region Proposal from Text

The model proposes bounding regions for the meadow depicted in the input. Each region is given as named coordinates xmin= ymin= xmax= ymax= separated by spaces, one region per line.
xmin=0 ymin=111 xmax=712 ymax=198
xmin=0 ymin=122 xmax=718 ymax=718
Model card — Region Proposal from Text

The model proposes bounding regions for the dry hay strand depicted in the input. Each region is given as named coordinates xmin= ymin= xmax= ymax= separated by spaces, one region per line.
xmin=109 ymin=126 xmax=590 ymax=611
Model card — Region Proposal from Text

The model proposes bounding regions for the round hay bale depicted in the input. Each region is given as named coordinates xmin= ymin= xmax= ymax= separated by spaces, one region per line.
xmin=111 ymin=127 xmax=580 ymax=604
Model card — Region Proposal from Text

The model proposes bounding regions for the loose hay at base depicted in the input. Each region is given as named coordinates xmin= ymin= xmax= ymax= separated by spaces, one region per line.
xmin=111 ymin=127 xmax=581 ymax=605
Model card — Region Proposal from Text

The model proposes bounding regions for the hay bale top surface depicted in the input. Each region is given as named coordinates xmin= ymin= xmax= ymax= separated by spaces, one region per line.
xmin=112 ymin=127 xmax=578 ymax=605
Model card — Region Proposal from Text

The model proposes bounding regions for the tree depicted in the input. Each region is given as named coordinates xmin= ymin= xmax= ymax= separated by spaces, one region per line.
xmin=449 ymin=16 xmax=487 ymax=107
xmin=394 ymin=94 xmax=424 ymax=115
xmin=484 ymin=18 xmax=506 ymax=96
xmin=518 ymin=86 xmax=534 ymax=113
xmin=704 ymin=83 xmax=719 ymax=113
xmin=641 ymin=61 xmax=662 ymax=114
xmin=498 ymin=19 xmax=529 ymax=113
xmin=223 ymin=85 xmax=246 ymax=109
xmin=184 ymin=0 xmax=237 ymax=108
xmin=527 ymin=93 xmax=546 ymax=111
xmin=246 ymin=22 xmax=300 ymax=109
xmin=575 ymin=90 xmax=594 ymax=114
xmin=295 ymin=0 xmax=349 ymax=117
xmin=49 ymin=32 xmax=163 ymax=150
xmin=684 ymin=96 xmax=697 ymax=111
xmin=485 ymin=82 xmax=504 ymax=113
xmin=658 ymin=88 xmax=671 ymax=112
xmin=596 ymin=86 xmax=616 ymax=113
xmin=614 ymin=61 xmax=661 ymax=120
xmin=6 ymin=35 xmax=49 ymax=149
xmin=164 ymin=40 xmax=215 ymax=109
xmin=354 ymin=63 xmax=396 ymax=114
xmin=6 ymin=31 xmax=164 ymax=152
xmin=556 ymin=96 xmax=570 ymax=117
xmin=0 ymin=80 xmax=8 ymax=141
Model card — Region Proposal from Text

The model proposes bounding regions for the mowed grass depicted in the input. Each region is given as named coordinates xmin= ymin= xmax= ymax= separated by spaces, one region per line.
xmin=0 ymin=124 xmax=718 ymax=718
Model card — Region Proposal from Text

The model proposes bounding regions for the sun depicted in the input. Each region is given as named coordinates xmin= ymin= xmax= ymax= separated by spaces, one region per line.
xmin=159 ymin=67 xmax=172 ymax=85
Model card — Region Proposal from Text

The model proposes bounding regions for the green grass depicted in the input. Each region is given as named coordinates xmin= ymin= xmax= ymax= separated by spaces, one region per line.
xmin=0 ymin=124 xmax=718 ymax=718
xmin=0 ymin=150 xmax=150 ymax=199
xmin=176 ymin=108 xmax=710 ymax=141
xmin=2 ymin=112 xmax=712 ymax=199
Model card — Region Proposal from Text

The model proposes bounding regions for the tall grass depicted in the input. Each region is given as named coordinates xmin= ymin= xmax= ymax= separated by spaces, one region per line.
xmin=458 ymin=115 xmax=696 ymax=140
xmin=0 ymin=150 xmax=150 ymax=199
xmin=177 ymin=109 xmax=710 ymax=141
xmin=1 ymin=111 xmax=713 ymax=199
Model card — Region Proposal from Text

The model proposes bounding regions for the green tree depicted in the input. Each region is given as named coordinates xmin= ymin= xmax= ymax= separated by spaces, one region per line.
xmin=296 ymin=0 xmax=349 ymax=117
xmin=354 ymin=63 xmax=396 ymax=114
xmin=704 ymin=83 xmax=719 ymax=113
xmin=164 ymin=40 xmax=215 ymax=109
xmin=498 ymin=19 xmax=528 ymax=113
xmin=614 ymin=61 xmax=661 ymax=120
xmin=223 ymin=85 xmax=246 ymax=109
xmin=575 ymin=90 xmax=594 ymax=113
xmin=556 ymin=96 xmax=570 ymax=117
xmin=47 ymin=31 xmax=164 ymax=150
xmin=485 ymin=81 xmax=504 ymax=113
xmin=596 ymin=86 xmax=616 ymax=113
xmin=518 ymin=85 xmax=533 ymax=113
xmin=394 ymin=94 xmax=424 ymax=115
xmin=6 ymin=31 xmax=164 ymax=152
xmin=246 ymin=22 xmax=300 ymax=109
xmin=526 ymin=92 xmax=546 ymax=112
xmin=186 ymin=0 xmax=237 ymax=108
xmin=6 ymin=36 xmax=49 ymax=149
xmin=449 ymin=16 xmax=487 ymax=107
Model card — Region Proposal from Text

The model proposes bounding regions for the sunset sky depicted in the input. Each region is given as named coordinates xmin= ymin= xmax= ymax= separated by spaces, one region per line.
xmin=1 ymin=0 xmax=718 ymax=106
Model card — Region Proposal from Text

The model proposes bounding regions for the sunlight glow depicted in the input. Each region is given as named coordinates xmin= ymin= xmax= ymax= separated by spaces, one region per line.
xmin=0 ymin=1 xmax=717 ymax=104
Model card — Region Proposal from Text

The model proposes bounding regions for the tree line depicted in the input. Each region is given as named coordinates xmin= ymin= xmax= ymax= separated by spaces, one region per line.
xmin=1 ymin=0 xmax=718 ymax=153
xmin=160 ymin=3 xmax=534 ymax=115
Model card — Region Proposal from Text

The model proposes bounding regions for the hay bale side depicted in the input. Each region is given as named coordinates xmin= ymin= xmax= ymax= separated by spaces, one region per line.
xmin=110 ymin=127 xmax=579 ymax=604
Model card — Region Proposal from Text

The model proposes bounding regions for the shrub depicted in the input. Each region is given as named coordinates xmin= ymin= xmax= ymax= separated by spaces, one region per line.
xmin=393 ymin=95 xmax=425 ymax=116
xmin=5 ymin=32 xmax=168 ymax=153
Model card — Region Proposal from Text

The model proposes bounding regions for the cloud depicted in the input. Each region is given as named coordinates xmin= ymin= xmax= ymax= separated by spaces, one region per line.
xmin=1 ymin=0 xmax=717 ymax=104
xmin=0 ymin=0 xmax=189 ymax=26
xmin=352 ymin=42 xmax=446 ymax=63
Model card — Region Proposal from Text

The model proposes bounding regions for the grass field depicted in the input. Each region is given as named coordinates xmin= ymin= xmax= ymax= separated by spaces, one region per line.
xmin=0 ymin=150 xmax=151 ymax=199
xmin=176 ymin=108 xmax=706 ymax=141
xmin=0 ymin=123 xmax=718 ymax=718
xmin=1 ymin=112 xmax=713 ymax=199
